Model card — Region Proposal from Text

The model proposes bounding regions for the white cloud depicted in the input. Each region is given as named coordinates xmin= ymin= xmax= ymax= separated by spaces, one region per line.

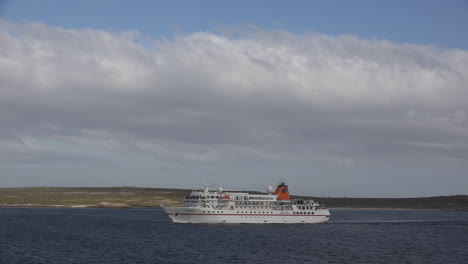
xmin=1 ymin=20 xmax=467 ymax=196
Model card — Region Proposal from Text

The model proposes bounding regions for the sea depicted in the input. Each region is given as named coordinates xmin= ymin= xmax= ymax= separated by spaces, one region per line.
xmin=1 ymin=208 xmax=467 ymax=264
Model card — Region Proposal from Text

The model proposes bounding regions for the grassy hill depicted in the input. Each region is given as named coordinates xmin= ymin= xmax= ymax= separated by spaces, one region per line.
xmin=0 ymin=187 xmax=186 ymax=208
xmin=0 ymin=187 xmax=467 ymax=210
xmin=297 ymin=195 xmax=468 ymax=210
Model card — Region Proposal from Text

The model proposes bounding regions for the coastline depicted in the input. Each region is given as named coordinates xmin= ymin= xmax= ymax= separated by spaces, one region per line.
xmin=1 ymin=204 xmax=467 ymax=211
xmin=1 ymin=187 xmax=467 ymax=211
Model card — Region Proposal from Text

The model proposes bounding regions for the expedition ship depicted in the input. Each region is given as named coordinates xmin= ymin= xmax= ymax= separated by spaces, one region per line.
xmin=162 ymin=182 xmax=330 ymax=224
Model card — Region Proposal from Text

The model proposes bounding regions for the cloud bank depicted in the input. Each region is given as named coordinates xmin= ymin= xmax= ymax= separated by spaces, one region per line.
xmin=1 ymin=20 xmax=467 ymax=196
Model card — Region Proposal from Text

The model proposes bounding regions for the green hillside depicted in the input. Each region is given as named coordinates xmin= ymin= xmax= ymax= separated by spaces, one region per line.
xmin=0 ymin=187 xmax=467 ymax=210
xmin=298 ymin=195 xmax=468 ymax=210
xmin=0 ymin=187 xmax=186 ymax=208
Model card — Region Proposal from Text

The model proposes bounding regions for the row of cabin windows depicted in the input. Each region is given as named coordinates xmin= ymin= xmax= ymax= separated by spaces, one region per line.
xmin=235 ymin=206 xmax=275 ymax=209
xmin=191 ymin=195 xmax=218 ymax=199
xmin=246 ymin=196 xmax=274 ymax=200
xmin=201 ymin=211 xmax=314 ymax=215
xmin=185 ymin=195 xmax=219 ymax=199
xmin=236 ymin=206 xmax=292 ymax=210
xmin=201 ymin=210 xmax=274 ymax=214
xmin=237 ymin=211 xmax=273 ymax=214
xmin=298 ymin=206 xmax=314 ymax=210
xmin=294 ymin=211 xmax=314 ymax=215
xmin=236 ymin=201 xmax=274 ymax=205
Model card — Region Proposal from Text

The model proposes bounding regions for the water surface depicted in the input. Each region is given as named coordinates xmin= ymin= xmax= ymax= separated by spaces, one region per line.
xmin=1 ymin=208 xmax=467 ymax=263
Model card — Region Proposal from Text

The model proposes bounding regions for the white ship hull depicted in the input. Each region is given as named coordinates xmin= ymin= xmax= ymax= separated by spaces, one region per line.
xmin=162 ymin=206 xmax=330 ymax=224
xmin=162 ymin=183 xmax=331 ymax=224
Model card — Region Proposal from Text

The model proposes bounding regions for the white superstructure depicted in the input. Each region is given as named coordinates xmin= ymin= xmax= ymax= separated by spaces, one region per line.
xmin=162 ymin=183 xmax=330 ymax=224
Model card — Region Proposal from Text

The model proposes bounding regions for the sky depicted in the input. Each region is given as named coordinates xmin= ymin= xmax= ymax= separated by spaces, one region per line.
xmin=0 ymin=1 xmax=467 ymax=197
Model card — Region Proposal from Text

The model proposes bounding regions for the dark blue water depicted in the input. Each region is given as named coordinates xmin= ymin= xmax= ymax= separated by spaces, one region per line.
xmin=1 ymin=208 xmax=467 ymax=264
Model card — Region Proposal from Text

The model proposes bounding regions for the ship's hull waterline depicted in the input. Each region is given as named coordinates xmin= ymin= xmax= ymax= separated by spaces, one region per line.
xmin=163 ymin=206 xmax=330 ymax=224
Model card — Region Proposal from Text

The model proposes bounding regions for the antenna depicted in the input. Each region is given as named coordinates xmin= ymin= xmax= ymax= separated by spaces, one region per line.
xmin=277 ymin=177 xmax=286 ymax=186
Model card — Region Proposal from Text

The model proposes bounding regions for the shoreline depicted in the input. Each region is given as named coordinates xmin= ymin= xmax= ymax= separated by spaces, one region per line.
xmin=1 ymin=204 xmax=467 ymax=211
xmin=1 ymin=187 xmax=466 ymax=211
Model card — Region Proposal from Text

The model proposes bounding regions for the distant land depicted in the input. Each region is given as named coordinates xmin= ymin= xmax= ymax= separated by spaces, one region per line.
xmin=0 ymin=187 xmax=467 ymax=211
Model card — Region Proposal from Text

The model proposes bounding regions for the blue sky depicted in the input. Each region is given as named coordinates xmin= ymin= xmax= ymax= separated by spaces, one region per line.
xmin=1 ymin=1 xmax=468 ymax=197
xmin=3 ymin=0 xmax=468 ymax=49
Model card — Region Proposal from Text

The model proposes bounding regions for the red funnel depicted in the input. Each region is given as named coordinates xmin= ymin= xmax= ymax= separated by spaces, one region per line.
xmin=274 ymin=182 xmax=291 ymax=200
